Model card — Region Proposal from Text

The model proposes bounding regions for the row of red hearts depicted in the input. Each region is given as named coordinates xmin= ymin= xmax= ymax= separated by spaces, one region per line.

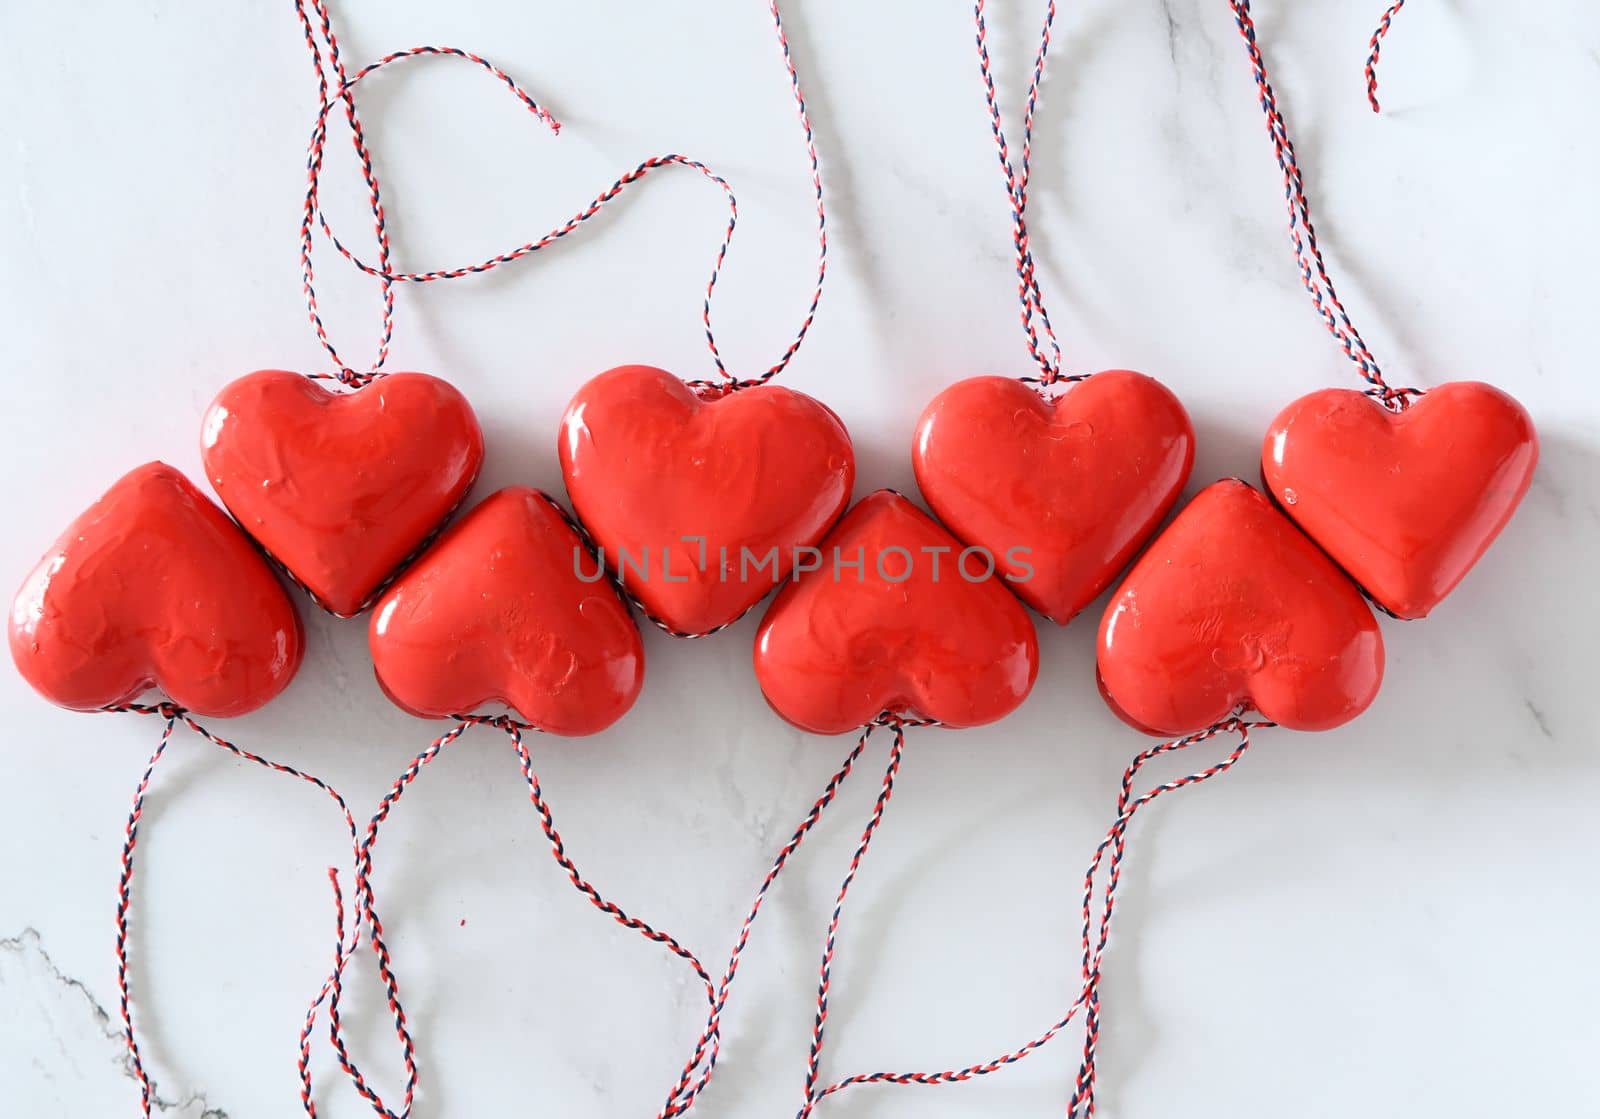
xmin=10 ymin=358 xmax=1537 ymax=741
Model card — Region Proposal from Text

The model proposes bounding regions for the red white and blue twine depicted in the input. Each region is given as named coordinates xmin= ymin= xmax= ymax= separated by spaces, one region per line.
xmin=974 ymin=0 xmax=1074 ymax=385
xmin=1365 ymin=0 xmax=1409 ymax=114
xmin=298 ymin=0 xmax=826 ymax=392
xmin=1229 ymin=0 xmax=1420 ymax=406
xmin=782 ymin=719 xmax=1269 ymax=1118
xmin=111 ymin=703 xmax=368 ymax=1119
xmin=287 ymin=0 xmax=840 ymax=1112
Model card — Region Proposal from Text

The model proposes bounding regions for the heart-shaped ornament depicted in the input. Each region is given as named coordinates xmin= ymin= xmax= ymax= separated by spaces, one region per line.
xmin=1097 ymin=479 xmax=1384 ymax=736
xmin=1262 ymin=381 xmax=1537 ymax=619
xmin=559 ymin=364 xmax=854 ymax=636
xmin=913 ymin=371 xmax=1195 ymax=624
xmin=753 ymin=489 xmax=1039 ymax=735
xmin=369 ymin=487 xmax=644 ymax=736
xmin=10 ymin=462 xmax=304 ymax=717
xmin=201 ymin=369 xmax=485 ymax=617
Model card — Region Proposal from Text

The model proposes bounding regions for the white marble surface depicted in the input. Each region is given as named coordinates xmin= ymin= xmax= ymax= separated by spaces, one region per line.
xmin=3 ymin=1 xmax=1598 ymax=1115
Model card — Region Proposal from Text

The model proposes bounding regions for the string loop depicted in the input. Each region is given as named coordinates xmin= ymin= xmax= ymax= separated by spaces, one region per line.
xmin=654 ymin=715 xmax=936 ymax=1118
xmin=1228 ymin=0 xmax=1422 ymax=407
xmin=775 ymin=718 xmax=1268 ymax=1117
xmin=298 ymin=0 xmax=824 ymax=391
xmin=302 ymin=714 xmax=729 ymax=1118
xmin=109 ymin=702 xmax=367 ymax=1119
xmin=655 ymin=724 xmax=876 ymax=1117
xmin=973 ymin=0 xmax=1070 ymax=384
xmin=296 ymin=0 xmax=395 ymax=387
xmin=795 ymin=720 xmax=910 ymax=1117
xmin=1064 ymin=716 xmax=1272 ymax=1117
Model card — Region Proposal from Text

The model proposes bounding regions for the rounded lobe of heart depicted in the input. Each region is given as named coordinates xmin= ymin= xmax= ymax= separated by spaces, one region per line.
xmin=1262 ymin=381 xmax=1538 ymax=619
xmin=753 ymin=490 xmax=1040 ymax=736
xmin=201 ymin=369 xmax=485 ymax=617
xmin=559 ymin=364 xmax=854 ymax=635
xmin=9 ymin=462 xmax=304 ymax=717
xmin=369 ymin=487 xmax=643 ymax=736
xmin=1096 ymin=479 xmax=1384 ymax=736
xmin=913 ymin=371 xmax=1195 ymax=624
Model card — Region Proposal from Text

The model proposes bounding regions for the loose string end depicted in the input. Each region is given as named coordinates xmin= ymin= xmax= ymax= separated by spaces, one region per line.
xmin=1365 ymin=0 xmax=1408 ymax=114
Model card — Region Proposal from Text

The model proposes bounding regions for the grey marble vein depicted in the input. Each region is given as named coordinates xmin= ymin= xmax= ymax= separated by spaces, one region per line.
xmin=1 ymin=929 xmax=229 ymax=1118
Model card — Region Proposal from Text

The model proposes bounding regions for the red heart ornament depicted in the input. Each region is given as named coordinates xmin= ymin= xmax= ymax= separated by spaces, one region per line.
xmin=10 ymin=462 xmax=304 ymax=717
xmin=559 ymin=364 xmax=854 ymax=635
xmin=369 ymin=487 xmax=644 ymax=736
xmin=1097 ymin=479 xmax=1384 ymax=736
xmin=913 ymin=371 xmax=1195 ymax=624
xmin=1262 ymin=381 xmax=1538 ymax=619
xmin=753 ymin=490 xmax=1039 ymax=735
xmin=201 ymin=370 xmax=485 ymax=617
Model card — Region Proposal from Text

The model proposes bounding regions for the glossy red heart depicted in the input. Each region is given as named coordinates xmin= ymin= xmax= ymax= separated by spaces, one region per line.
xmin=10 ymin=462 xmax=304 ymax=717
xmin=201 ymin=370 xmax=484 ymax=617
xmin=1262 ymin=381 xmax=1537 ymax=619
xmin=559 ymin=364 xmax=854 ymax=636
xmin=369 ymin=487 xmax=644 ymax=736
xmin=913 ymin=371 xmax=1195 ymax=624
xmin=1097 ymin=479 xmax=1384 ymax=736
xmin=753 ymin=490 xmax=1039 ymax=735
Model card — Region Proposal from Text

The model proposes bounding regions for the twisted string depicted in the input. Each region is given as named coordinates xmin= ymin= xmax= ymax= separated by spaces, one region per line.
xmin=1365 ymin=0 xmax=1409 ymax=114
xmin=974 ymin=0 xmax=1070 ymax=384
xmin=300 ymin=0 xmax=825 ymax=391
xmin=296 ymin=0 xmax=396 ymax=386
xmin=304 ymin=716 xmax=728 ymax=1118
xmin=1228 ymin=0 xmax=1421 ymax=406
xmin=780 ymin=719 xmax=1266 ymax=1116
xmin=654 ymin=716 xmax=932 ymax=1119
xmin=655 ymin=724 xmax=880 ymax=1118
xmin=1064 ymin=717 xmax=1273 ymax=1117
xmin=113 ymin=711 xmax=174 ymax=1119
xmin=300 ymin=720 xmax=462 ymax=1119
xmin=792 ymin=720 xmax=910 ymax=1119
xmin=110 ymin=702 xmax=364 ymax=1119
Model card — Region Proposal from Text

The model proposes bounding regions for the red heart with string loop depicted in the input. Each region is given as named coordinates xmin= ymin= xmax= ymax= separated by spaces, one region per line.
xmin=753 ymin=490 xmax=1039 ymax=735
xmin=1262 ymin=381 xmax=1537 ymax=620
xmin=1097 ymin=479 xmax=1384 ymax=736
xmin=913 ymin=371 xmax=1195 ymax=624
xmin=559 ymin=364 xmax=855 ymax=636
xmin=201 ymin=369 xmax=484 ymax=617
xmin=369 ymin=487 xmax=643 ymax=735
xmin=10 ymin=463 xmax=304 ymax=717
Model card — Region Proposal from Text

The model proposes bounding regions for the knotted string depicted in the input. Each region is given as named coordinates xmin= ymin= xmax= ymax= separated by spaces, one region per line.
xmin=974 ymin=0 xmax=1075 ymax=385
xmin=1365 ymin=1 xmax=1409 ymax=114
xmin=298 ymin=0 xmax=826 ymax=393
xmin=110 ymin=702 xmax=366 ymax=1119
xmin=1228 ymin=0 xmax=1421 ymax=407
xmin=767 ymin=718 xmax=1267 ymax=1118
